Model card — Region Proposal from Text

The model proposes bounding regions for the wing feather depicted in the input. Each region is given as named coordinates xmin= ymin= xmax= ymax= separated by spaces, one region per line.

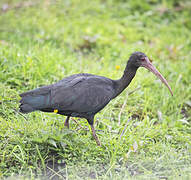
xmin=51 ymin=76 xmax=114 ymax=113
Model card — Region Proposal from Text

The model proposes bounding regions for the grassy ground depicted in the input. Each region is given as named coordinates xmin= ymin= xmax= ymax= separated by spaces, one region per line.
xmin=0 ymin=0 xmax=191 ymax=179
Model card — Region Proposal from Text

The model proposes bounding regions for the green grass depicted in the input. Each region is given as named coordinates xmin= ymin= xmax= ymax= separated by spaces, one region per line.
xmin=0 ymin=0 xmax=191 ymax=179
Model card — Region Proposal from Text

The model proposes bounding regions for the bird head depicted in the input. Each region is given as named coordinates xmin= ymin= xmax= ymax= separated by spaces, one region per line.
xmin=129 ymin=51 xmax=173 ymax=96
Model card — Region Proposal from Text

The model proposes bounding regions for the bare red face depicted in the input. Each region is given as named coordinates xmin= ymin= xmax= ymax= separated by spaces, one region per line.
xmin=140 ymin=57 xmax=173 ymax=96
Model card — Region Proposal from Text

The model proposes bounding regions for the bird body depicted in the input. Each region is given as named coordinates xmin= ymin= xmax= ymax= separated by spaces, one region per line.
xmin=20 ymin=73 xmax=117 ymax=124
xmin=19 ymin=52 xmax=173 ymax=146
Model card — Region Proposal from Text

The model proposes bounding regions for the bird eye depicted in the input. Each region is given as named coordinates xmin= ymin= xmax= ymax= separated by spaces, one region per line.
xmin=140 ymin=57 xmax=145 ymax=61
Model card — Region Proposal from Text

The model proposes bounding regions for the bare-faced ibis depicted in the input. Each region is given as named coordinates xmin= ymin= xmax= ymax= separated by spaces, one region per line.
xmin=19 ymin=52 xmax=173 ymax=146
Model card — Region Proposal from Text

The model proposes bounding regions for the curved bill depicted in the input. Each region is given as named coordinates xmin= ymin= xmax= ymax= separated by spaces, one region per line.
xmin=141 ymin=57 xmax=173 ymax=96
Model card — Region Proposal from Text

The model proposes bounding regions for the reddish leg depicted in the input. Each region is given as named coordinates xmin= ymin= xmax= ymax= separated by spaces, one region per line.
xmin=91 ymin=124 xmax=101 ymax=146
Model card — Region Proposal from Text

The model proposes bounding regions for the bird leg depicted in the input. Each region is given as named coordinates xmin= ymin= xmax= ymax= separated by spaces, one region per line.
xmin=64 ymin=116 xmax=70 ymax=128
xmin=90 ymin=124 xmax=101 ymax=146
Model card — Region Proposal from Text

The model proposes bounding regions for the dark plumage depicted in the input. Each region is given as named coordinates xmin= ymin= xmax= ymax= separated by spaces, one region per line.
xmin=19 ymin=52 xmax=173 ymax=146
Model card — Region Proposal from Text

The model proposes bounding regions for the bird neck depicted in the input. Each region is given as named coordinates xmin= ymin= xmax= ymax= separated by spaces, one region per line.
xmin=113 ymin=63 xmax=138 ymax=98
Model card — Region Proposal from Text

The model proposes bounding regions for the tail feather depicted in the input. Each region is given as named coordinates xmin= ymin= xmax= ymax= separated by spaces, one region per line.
xmin=19 ymin=86 xmax=52 ymax=113
xmin=19 ymin=103 xmax=35 ymax=113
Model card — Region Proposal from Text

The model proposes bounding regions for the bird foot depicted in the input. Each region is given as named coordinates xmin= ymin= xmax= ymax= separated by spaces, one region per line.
xmin=95 ymin=136 xmax=101 ymax=146
xmin=64 ymin=122 xmax=69 ymax=128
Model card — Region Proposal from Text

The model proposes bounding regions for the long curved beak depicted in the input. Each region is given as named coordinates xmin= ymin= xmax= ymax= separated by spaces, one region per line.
xmin=141 ymin=57 xmax=173 ymax=96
